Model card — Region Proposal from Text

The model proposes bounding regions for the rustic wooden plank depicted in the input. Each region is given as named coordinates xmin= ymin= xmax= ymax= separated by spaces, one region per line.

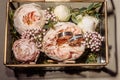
xmin=10 ymin=0 xmax=105 ymax=2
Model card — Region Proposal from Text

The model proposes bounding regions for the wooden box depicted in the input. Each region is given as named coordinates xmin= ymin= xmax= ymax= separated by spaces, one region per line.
xmin=4 ymin=0 xmax=108 ymax=68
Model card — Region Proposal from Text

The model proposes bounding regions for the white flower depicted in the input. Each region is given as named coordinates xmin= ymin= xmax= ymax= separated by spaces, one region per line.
xmin=54 ymin=5 xmax=71 ymax=21
xmin=77 ymin=15 xmax=99 ymax=33
xmin=14 ymin=3 xmax=46 ymax=34
xmin=12 ymin=39 xmax=39 ymax=62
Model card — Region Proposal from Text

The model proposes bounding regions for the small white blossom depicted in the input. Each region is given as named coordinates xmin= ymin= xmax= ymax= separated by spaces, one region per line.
xmin=54 ymin=5 xmax=71 ymax=21
xmin=77 ymin=15 xmax=99 ymax=33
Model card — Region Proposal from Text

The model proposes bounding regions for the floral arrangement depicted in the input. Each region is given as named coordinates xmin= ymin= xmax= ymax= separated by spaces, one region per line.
xmin=9 ymin=3 xmax=105 ymax=64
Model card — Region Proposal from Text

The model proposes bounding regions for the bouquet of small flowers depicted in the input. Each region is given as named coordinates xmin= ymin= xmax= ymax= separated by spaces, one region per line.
xmin=9 ymin=2 xmax=105 ymax=64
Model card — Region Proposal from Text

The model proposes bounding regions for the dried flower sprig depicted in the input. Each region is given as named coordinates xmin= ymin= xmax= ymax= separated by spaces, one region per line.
xmin=44 ymin=7 xmax=58 ymax=30
xmin=21 ymin=29 xmax=47 ymax=49
xmin=82 ymin=32 xmax=104 ymax=52
xmin=44 ymin=7 xmax=58 ymax=24
xmin=9 ymin=3 xmax=105 ymax=64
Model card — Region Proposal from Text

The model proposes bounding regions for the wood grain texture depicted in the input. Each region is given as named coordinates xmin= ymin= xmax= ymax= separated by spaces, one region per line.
xmin=10 ymin=0 xmax=105 ymax=2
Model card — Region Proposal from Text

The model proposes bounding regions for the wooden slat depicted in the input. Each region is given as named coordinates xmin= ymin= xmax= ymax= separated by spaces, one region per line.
xmin=45 ymin=0 xmax=105 ymax=2
xmin=5 ymin=63 xmax=107 ymax=67
xmin=4 ymin=1 xmax=9 ymax=65
xmin=10 ymin=0 xmax=45 ymax=2
xmin=10 ymin=0 xmax=105 ymax=2
xmin=104 ymin=1 xmax=109 ymax=65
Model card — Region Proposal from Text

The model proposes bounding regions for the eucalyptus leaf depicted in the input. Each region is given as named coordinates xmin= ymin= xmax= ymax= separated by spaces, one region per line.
xmin=9 ymin=9 xmax=20 ymax=43
xmin=9 ymin=10 xmax=14 ymax=27
xmin=93 ymin=3 xmax=102 ymax=9
xmin=72 ymin=8 xmax=80 ymax=15
xmin=87 ymin=3 xmax=94 ymax=11
xmin=71 ymin=14 xmax=79 ymax=24
xmin=95 ymin=13 xmax=100 ymax=19
xmin=44 ymin=22 xmax=55 ymax=30
xmin=79 ymin=7 xmax=87 ymax=14
xmin=78 ymin=3 xmax=102 ymax=18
